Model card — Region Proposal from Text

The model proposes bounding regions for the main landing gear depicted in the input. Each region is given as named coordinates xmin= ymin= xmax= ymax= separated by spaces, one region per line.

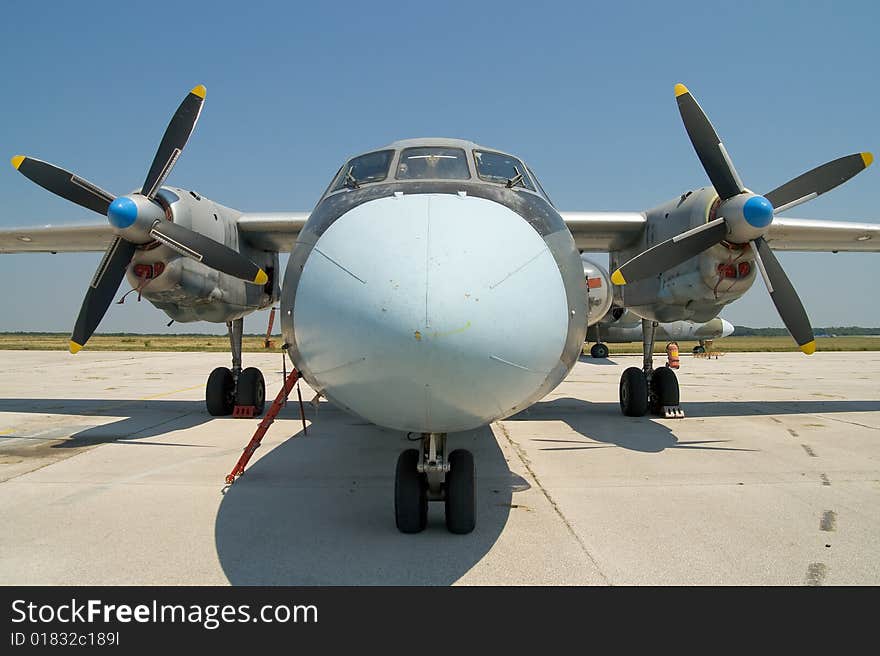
xmin=619 ymin=318 xmax=684 ymax=419
xmin=206 ymin=317 xmax=266 ymax=417
xmin=587 ymin=323 xmax=610 ymax=358
xmin=395 ymin=433 xmax=475 ymax=534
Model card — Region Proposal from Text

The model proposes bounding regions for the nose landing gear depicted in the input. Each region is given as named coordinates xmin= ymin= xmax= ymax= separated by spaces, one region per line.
xmin=205 ymin=317 xmax=266 ymax=417
xmin=395 ymin=433 xmax=475 ymax=534
xmin=618 ymin=318 xmax=684 ymax=419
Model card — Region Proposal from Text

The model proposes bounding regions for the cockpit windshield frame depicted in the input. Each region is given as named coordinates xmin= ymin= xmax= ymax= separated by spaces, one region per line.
xmin=472 ymin=149 xmax=536 ymax=192
xmin=330 ymin=149 xmax=395 ymax=192
xmin=526 ymin=165 xmax=553 ymax=205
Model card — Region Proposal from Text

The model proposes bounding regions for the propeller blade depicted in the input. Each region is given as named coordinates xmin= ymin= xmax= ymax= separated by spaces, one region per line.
xmin=11 ymin=155 xmax=115 ymax=215
xmin=70 ymin=237 xmax=137 ymax=353
xmin=675 ymin=84 xmax=744 ymax=201
xmin=764 ymin=152 xmax=873 ymax=213
xmin=751 ymin=236 xmax=815 ymax=354
xmin=611 ymin=218 xmax=727 ymax=285
xmin=141 ymin=85 xmax=206 ymax=199
xmin=149 ymin=221 xmax=268 ymax=285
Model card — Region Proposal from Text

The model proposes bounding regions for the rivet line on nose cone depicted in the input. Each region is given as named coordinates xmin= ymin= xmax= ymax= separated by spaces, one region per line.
xmin=313 ymin=247 xmax=366 ymax=284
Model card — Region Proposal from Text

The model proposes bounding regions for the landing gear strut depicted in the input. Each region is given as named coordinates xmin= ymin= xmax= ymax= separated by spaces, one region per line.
xmin=394 ymin=433 xmax=475 ymax=534
xmin=205 ymin=318 xmax=266 ymax=417
xmin=619 ymin=318 xmax=684 ymax=418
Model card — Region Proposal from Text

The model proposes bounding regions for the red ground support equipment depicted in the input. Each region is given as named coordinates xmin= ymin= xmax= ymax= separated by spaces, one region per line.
xmin=264 ymin=307 xmax=277 ymax=349
xmin=225 ymin=368 xmax=308 ymax=485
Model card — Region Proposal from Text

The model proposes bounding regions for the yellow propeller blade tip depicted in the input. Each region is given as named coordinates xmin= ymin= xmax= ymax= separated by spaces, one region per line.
xmin=191 ymin=84 xmax=207 ymax=99
xmin=610 ymin=270 xmax=626 ymax=286
xmin=800 ymin=340 xmax=816 ymax=355
xmin=674 ymin=83 xmax=689 ymax=97
xmin=69 ymin=341 xmax=83 ymax=354
xmin=11 ymin=155 xmax=25 ymax=170
xmin=253 ymin=269 xmax=269 ymax=285
xmin=861 ymin=152 xmax=873 ymax=168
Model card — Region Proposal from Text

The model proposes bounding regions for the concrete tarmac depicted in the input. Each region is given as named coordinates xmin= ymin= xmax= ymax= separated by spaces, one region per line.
xmin=0 ymin=350 xmax=877 ymax=585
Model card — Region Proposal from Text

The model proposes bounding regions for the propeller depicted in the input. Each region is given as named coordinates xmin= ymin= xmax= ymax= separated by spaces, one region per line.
xmin=11 ymin=85 xmax=268 ymax=353
xmin=610 ymin=83 xmax=873 ymax=354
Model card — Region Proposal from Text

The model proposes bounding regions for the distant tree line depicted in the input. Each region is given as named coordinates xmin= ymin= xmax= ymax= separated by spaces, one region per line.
xmin=733 ymin=326 xmax=880 ymax=336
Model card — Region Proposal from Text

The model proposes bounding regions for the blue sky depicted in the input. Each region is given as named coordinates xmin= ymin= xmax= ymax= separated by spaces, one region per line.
xmin=0 ymin=0 xmax=877 ymax=334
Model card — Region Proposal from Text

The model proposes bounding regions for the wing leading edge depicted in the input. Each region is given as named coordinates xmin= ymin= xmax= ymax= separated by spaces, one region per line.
xmin=0 ymin=212 xmax=311 ymax=255
xmin=559 ymin=212 xmax=880 ymax=253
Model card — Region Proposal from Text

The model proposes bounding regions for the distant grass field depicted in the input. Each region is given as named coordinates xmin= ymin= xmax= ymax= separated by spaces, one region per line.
xmin=591 ymin=335 xmax=880 ymax=354
xmin=0 ymin=333 xmax=878 ymax=353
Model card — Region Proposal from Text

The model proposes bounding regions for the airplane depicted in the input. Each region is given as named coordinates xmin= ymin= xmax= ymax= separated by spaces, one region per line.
xmin=585 ymin=312 xmax=734 ymax=359
xmin=2 ymin=83 xmax=879 ymax=534
xmin=580 ymin=255 xmax=733 ymax=358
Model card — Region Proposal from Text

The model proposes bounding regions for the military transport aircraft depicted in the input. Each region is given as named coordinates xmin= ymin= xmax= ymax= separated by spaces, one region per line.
xmin=2 ymin=84 xmax=878 ymax=534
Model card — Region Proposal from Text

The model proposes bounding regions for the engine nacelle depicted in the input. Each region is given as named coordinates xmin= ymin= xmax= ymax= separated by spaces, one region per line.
xmin=600 ymin=305 xmax=639 ymax=326
xmin=125 ymin=187 xmax=279 ymax=323
xmin=581 ymin=255 xmax=613 ymax=326
xmin=611 ymin=187 xmax=757 ymax=323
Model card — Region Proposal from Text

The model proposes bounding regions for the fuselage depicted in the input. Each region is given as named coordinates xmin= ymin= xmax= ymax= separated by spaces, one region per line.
xmin=280 ymin=138 xmax=587 ymax=434
xmin=588 ymin=317 xmax=734 ymax=343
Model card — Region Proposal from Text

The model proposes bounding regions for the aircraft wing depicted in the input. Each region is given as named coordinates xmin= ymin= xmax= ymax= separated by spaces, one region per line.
xmin=764 ymin=217 xmax=880 ymax=252
xmin=560 ymin=211 xmax=647 ymax=251
xmin=559 ymin=211 xmax=880 ymax=253
xmin=0 ymin=212 xmax=312 ymax=254
xmin=236 ymin=212 xmax=310 ymax=252
xmin=0 ymin=221 xmax=114 ymax=253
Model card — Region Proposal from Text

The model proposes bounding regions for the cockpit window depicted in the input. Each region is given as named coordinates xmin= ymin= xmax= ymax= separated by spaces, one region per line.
xmin=332 ymin=150 xmax=394 ymax=191
xmin=473 ymin=150 xmax=535 ymax=190
xmin=527 ymin=166 xmax=553 ymax=204
xmin=396 ymin=147 xmax=471 ymax=180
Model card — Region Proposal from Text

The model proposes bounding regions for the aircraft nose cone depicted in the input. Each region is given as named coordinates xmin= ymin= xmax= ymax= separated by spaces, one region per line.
xmin=292 ymin=194 xmax=570 ymax=433
xmin=721 ymin=318 xmax=735 ymax=337
xmin=107 ymin=196 xmax=138 ymax=229
xmin=742 ymin=195 xmax=773 ymax=228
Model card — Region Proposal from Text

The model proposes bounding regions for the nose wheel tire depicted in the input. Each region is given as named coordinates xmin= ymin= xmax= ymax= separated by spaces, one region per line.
xmin=235 ymin=367 xmax=266 ymax=415
xmin=590 ymin=343 xmax=610 ymax=359
xmin=206 ymin=367 xmax=235 ymax=416
xmin=619 ymin=367 xmax=648 ymax=417
xmin=445 ymin=449 xmax=476 ymax=534
xmin=395 ymin=449 xmax=428 ymax=533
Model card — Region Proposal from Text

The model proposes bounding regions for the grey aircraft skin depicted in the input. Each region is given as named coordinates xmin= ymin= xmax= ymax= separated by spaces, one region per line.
xmin=587 ymin=313 xmax=734 ymax=346
xmin=3 ymin=84 xmax=879 ymax=533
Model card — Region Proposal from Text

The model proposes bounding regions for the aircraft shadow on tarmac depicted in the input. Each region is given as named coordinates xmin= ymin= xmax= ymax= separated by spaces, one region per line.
xmin=506 ymin=397 xmax=880 ymax=454
xmin=577 ymin=355 xmax=618 ymax=366
xmin=214 ymin=405 xmax=524 ymax=585
xmin=0 ymin=399 xmax=212 ymax=447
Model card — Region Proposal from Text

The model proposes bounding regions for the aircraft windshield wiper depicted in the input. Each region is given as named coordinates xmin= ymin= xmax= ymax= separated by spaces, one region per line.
xmin=506 ymin=166 xmax=524 ymax=189
xmin=344 ymin=167 xmax=361 ymax=190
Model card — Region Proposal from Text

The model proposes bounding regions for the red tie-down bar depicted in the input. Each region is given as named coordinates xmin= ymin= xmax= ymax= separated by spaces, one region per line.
xmin=225 ymin=368 xmax=307 ymax=485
